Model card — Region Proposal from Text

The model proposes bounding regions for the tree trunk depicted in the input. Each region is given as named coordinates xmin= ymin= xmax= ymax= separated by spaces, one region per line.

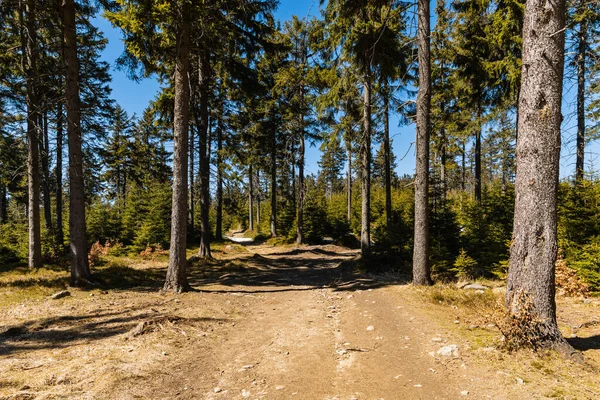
xmin=270 ymin=130 xmax=277 ymax=237
xmin=55 ymin=102 xmax=64 ymax=248
xmin=346 ymin=135 xmax=352 ymax=225
xmin=440 ymin=127 xmax=447 ymax=202
xmin=197 ymin=50 xmax=211 ymax=258
xmin=164 ymin=13 xmax=191 ymax=293
xmin=62 ymin=0 xmax=90 ymax=284
xmin=506 ymin=0 xmax=574 ymax=353
xmin=0 ymin=185 xmax=6 ymax=224
xmin=249 ymin=164 xmax=254 ymax=231
xmin=189 ymin=123 xmax=195 ymax=237
xmin=41 ymin=110 xmax=52 ymax=231
xmin=22 ymin=0 xmax=42 ymax=269
xmin=256 ymin=170 xmax=261 ymax=231
xmin=461 ymin=138 xmax=466 ymax=192
xmin=475 ymin=108 xmax=482 ymax=203
xmin=383 ymin=85 xmax=392 ymax=231
xmin=413 ymin=0 xmax=432 ymax=285
xmin=215 ymin=119 xmax=223 ymax=241
xmin=575 ymin=12 xmax=587 ymax=185
xmin=296 ymin=130 xmax=305 ymax=245
xmin=360 ymin=74 xmax=372 ymax=256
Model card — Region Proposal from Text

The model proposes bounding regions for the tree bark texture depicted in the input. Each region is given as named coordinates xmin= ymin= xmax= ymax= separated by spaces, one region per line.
xmin=346 ymin=135 xmax=352 ymax=225
xmin=189 ymin=123 xmax=195 ymax=236
xmin=41 ymin=110 xmax=52 ymax=231
xmin=575 ymin=12 xmax=586 ymax=185
xmin=296 ymin=131 xmax=305 ymax=245
xmin=23 ymin=0 xmax=42 ymax=269
xmin=197 ymin=49 xmax=211 ymax=258
xmin=215 ymin=119 xmax=223 ymax=241
xmin=270 ymin=130 xmax=277 ymax=237
xmin=249 ymin=164 xmax=254 ymax=231
xmin=413 ymin=0 xmax=432 ymax=285
xmin=383 ymin=86 xmax=392 ymax=231
xmin=506 ymin=0 xmax=571 ymax=350
xmin=55 ymin=102 xmax=64 ymax=248
xmin=164 ymin=14 xmax=191 ymax=293
xmin=360 ymin=75 xmax=372 ymax=256
xmin=62 ymin=0 xmax=91 ymax=284
xmin=475 ymin=108 xmax=482 ymax=203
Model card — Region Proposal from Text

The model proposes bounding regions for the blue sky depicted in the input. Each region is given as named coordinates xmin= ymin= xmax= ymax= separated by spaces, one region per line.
xmin=93 ymin=0 xmax=587 ymax=180
xmin=92 ymin=0 xmax=418 ymax=177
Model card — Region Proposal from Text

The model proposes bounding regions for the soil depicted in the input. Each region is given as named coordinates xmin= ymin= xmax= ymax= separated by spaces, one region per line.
xmin=0 ymin=243 xmax=599 ymax=399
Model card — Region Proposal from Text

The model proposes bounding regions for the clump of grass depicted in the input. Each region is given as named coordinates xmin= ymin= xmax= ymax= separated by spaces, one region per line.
xmin=426 ymin=284 xmax=499 ymax=310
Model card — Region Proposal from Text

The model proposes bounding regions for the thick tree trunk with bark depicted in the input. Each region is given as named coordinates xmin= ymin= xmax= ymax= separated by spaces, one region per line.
xmin=164 ymin=14 xmax=191 ymax=293
xmin=23 ymin=0 xmax=42 ymax=269
xmin=215 ymin=120 xmax=223 ymax=241
xmin=360 ymin=75 xmax=372 ymax=256
xmin=62 ymin=0 xmax=91 ymax=284
xmin=506 ymin=0 xmax=574 ymax=353
xmin=197 ymin=50 xmax=211 ymax=258
xmin=55 ymin=103 xmax=64 ymax=248
xmin=575 ymin=13 xmax=587 ymax=185
xmin=296 ymin=131 xmax=305 ymax=245
xmin=413 ymin=0 xmax=432 ymax=285
xmin=383 ymin=87 xmax=392 ymax=231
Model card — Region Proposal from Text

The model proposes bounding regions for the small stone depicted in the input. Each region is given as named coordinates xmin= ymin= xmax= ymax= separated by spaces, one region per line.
xmin=366 ymin=325 xmax=374 ymax=331
xmin=468 ymin=325 xmax=479 ymax=330
xmin=454 ymin=320 xmax=460 ymax=324
xmin=437 ymin=344 xmax=459 ymax=358
xmin=213 ymin=387 xmax=222 ymax=393
xmin=51 ymin=290 xmax=71 ymax=299
xmin=275 ymin=385 xmax=285 ymax=390
xmin=89 ymin=293 xmax=94 ymax=297
xmin=515 ymin=377 xmax=524 ymax=385
xmin=414 ymin=384 xmax=422 ymax=388
xmin=347 ymin=294 xmax=354 ymax=299
xmin=242 ymin=389 xmax=251 ymax=398
xmin=431 ymin=337 xmax=443 ymax=342
xmin=461 ymin=390 xmax=469 ymax=396
xmin=162 ymin=351 xmax=168 ymax=356
xmin=462 ymin=283 xmax=489 ymax=290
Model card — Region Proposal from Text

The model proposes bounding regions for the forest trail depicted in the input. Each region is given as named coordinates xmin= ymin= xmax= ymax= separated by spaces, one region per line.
xmin=1 ymin=243 xmax=598 ymax=399
xmin=113 ymin=244 xmax=529 ymax=400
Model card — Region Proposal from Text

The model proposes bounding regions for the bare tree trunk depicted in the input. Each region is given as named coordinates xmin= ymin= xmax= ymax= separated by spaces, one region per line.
xmin=55 ymin=102 xmax=64 ymax=248
xmin=475 ymin=108 xmax=482 ymax=203
xmin=440 ymin=127 xmax=447 ymax=202
xmin=189 ymin=123 xmax=195 ymax=237
xmin=413 ymin=0 xmax=432 ymax=285
xmin=197 ymin=50 xmax=211 ymax=258
xmin=164 ymin=13 xmax=191 ymax=293
xmin=383 ymin=85 xmax=392 ymax=231
xmin=0 ymin=185 xmax=6 ymax=224
xmin=62 ymin=0 xmax=90 ymax=283
xmin=506 ymin=0 xmax=575 ymax=354
xmin=215 ymin=119 xmax=223 ymax=241
xmin=575 ymin=11 xmax=587 ymax=185
xmin=270 ymin=131 xmax=277 ymax=237
xmin=360 ymin=75 xmax=372 ymax=256
xmin=346 ymin=135 xmax=352 ymax=225
xmin=41 ymin=110 xmax=52 ymax=231
xmin=249 ymin=164 xmax=254 ymax=231
xmin=461 ymin=138 xmax=466 ymax=192
xmin=296 ymin=131 xmax=305 ymax=245
xmin=21 ymin=0 xmax=42 ymax=269
xmin=256 ymin=170 xmax=261 ymax=231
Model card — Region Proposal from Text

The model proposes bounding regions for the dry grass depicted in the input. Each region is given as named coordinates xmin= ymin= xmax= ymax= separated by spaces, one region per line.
xmin=414 ymin=281 xmax=600 ymax=399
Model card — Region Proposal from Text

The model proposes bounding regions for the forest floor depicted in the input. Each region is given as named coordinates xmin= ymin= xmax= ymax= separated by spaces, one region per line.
xmin=0 ymin=241 xmax=599 ymax=399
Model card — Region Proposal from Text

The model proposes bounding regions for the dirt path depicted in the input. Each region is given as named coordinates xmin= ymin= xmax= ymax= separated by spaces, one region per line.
xmin=1 ymin=243 xmax=598 ymax=399
xmin=113 ymin=244 xmax=505 ymax=400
